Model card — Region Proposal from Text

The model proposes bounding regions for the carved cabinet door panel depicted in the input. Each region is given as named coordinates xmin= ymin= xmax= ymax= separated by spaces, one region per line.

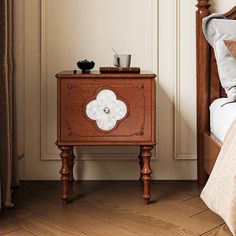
xmin=57 ymin=77 xmax=155 ymax=145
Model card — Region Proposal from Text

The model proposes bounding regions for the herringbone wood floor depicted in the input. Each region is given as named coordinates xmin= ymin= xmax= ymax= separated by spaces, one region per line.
xmin=0 ymin=181 xmax=232 ymax=236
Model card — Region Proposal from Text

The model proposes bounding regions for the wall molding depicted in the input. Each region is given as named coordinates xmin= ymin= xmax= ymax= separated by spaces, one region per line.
xmin=154 ymin=0 xmax=159 ymax=159
xmin=173 ymin=0 xmax=197 ymax=160
xmin=40 ymin=0 xmax=158 ymax=161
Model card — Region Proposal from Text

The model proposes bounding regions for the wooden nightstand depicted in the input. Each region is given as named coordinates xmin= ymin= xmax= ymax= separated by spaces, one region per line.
xmin=56 ymin=71 xmax=156 ymax=204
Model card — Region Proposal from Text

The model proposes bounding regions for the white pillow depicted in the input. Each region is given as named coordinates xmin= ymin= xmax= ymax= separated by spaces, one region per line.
xmin=202 ymin=13 xmax=236 ymax=105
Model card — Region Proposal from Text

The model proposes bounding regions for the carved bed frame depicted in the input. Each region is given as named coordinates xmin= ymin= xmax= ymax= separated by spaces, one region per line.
xmin=196 ymin=0 xmax=236 ymax=186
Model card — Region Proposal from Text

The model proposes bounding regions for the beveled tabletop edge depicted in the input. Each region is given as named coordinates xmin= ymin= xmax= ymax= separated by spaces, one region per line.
xmin=55 ymin=70 xmax=157 ymax=78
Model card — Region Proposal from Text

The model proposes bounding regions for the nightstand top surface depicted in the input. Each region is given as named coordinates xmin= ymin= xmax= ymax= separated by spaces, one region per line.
xmin=56 ymin=70 xmax=156 ymax=79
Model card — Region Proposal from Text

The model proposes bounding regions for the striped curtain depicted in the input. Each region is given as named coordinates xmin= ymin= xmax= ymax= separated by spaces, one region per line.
xmin=0 ymin=0 xmax=18 ymax=208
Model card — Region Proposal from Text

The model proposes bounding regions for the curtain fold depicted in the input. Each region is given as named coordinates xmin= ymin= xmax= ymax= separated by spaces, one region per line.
xmin=0 ymin=0 xmax=17 ymax=208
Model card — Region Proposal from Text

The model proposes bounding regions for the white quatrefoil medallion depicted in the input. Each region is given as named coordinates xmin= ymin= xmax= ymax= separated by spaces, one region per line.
xmin=86 ymin=89 xmax=128 ymax=131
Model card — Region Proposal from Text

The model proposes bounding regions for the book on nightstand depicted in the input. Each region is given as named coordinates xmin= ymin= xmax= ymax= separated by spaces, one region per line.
xmin=99 ymin=67 xmax=140 ymax=74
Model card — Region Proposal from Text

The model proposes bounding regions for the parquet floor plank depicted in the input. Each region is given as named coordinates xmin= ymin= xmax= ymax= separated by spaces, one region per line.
xmin=0 ymin=220 xmax=19 ymax=235
xmin=4 ymin=211 xmax=86 ymax=236
xmin=2 ymin=229 xmax=36 ymax=236
xmin=179 ymin=183 xmax=203 ymax=197
xmin=183 ymin=196 xmax=208 ymax=210
xmin=201 ymin=224 xmax=232 ymax=236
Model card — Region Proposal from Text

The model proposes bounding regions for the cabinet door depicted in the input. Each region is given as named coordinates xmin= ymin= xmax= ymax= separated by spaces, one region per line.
xmin=58 ymin=78 xmax=155 ymax=145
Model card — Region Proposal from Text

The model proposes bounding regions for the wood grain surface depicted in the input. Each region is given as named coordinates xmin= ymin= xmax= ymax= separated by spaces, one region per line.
xmin=0 ymin=181 xmax=232 ymax=236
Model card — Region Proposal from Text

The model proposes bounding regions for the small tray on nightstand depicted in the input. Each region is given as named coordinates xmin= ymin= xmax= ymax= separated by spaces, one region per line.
xmin=99 ymin=67 xmax=140 ymax=73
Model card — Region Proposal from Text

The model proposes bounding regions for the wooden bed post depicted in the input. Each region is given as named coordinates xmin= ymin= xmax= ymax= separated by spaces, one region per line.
xmin=196 ymin=0 xmax=211 ymax=187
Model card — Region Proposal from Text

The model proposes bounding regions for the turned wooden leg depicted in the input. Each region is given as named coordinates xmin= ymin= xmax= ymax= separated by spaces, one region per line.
xmin=68 ymin=146 xmax=75 ymax=183
xmin=138 ymin=148 xmax=143 ymax=182
xmin=59 ymin=146 xmax=71 ymax=204
xmin=140 ymin=145 xmax=153 ymax=205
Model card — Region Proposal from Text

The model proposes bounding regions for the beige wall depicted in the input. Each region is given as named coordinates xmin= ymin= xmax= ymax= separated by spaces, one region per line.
xmin=15 ymin=0 xmax=235 ymax=180
xmin=210 ymin=0 xmax=236 ymax=12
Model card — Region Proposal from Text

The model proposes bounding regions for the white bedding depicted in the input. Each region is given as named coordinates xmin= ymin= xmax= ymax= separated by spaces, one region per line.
xmin=210 ymin=98 xmax=236 ymax=142
xmin=201 ymin=117 xmax=236 ymax=236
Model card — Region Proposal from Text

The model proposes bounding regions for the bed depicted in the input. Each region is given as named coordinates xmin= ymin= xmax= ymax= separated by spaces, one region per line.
xmin=196 ymin=2 xmax=236 ymax=233
xmin=196 ymin=0 xmax=236 ymax=186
